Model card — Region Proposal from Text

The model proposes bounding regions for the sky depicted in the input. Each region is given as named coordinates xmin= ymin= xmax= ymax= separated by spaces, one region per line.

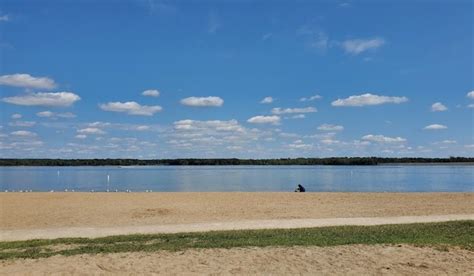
xmin=0 ymin=0 xmax=473 ymax=159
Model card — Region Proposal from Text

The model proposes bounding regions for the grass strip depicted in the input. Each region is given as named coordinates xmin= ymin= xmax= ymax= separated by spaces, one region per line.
xmin=0 ymin=220 xmax=472 ymax=260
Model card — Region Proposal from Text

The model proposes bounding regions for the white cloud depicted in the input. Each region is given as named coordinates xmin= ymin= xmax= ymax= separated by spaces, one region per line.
xmin=36 ymin=111 xmax=76 ymax=118
xmin=260 ymin=96 xmax=274 ymax=104
xmin=431 ymin=102 xmax=447 ymax=112
xmin=362 ymin=134 xmax=406 ymax=143
xmin=424 ymin=124 xmax=447 ymax=130
xmin=36 ymin=111 xmax=54 ymax=117
xmin=247 ymin=115 xmax=281 ymax=125
xmin=77 ymin=127 xmax=106 ymax=135
xmin=174 ymin=119 xmax=245 ymax=132
xmin=2 ymin=92 xmax=80 ymax=107
xmin=321 ymin=138 xmax=341 ymax=145
xmin=342 ymin=38 xmax=385 ymax=55
xmin=291 ymin=114 xmax=306 ymax=119
xmin=55 ymin=112 xmax=76 ymax=118
xmin=332 ymin=93 xmax=408 ymax=107
xmin=300 ymin=95 xmax=322 ymax=102
xmin=88 ymin=121 xmax=111 ymax=127
xmin=10 ymin=130 xmax=37 ymax=137
xmin=142 ymin=89 xmax=160 ymax=97
xmin=168 ymin=119 xmax=265 ymax=151
xmin=100 ymin=101 xmax=162 ymax=116
xmin=75 ymin=134 xmax=87 ymax=139
xmin=289 ymin=142 xmax=313 ymax=150
xmin=136 ymin=125 xmax=151 ymax=131
xmin=318 ymin=124 xmax=344 ymax=132
xmin=8 ymin=121 xmax=36 ymax=127
xmin=11 ymin=114 xmax=22 ymax=119
xmin=468 ymin=104 xmax=474 ymax=109
xmin=0 ymin=15 xmax=9 ymax=22
xmin=271 ymin=107 xmax=317 ymax=114
xmin=0 ymin=73 xmax=56 ymax=89
xmin=279 ymin=132 xmax=300 ymax=138
xmin=438 ymin=140 xmax=457 ymax=144
xmin=180 ymin=96 xmax=224 ymax=107
xmin=466 ymin=91 xmax=474 ymax=99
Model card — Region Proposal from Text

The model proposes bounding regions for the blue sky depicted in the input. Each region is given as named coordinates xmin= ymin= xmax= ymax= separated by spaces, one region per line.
xmin=0 ymin=0 xmax=473 ymax=158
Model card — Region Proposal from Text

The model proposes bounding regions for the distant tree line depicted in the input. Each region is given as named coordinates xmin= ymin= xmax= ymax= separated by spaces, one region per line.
xmin=0 ymin=157 xmax=472 ymax=166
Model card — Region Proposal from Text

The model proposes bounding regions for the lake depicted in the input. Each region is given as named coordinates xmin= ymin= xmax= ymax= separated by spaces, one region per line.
xmin=1 ymin=165 xmax=473 ymax=192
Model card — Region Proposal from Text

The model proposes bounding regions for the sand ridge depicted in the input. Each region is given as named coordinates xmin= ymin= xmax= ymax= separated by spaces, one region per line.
xmin=1 ymin=214 xmax=473 ymax=241
xmin=1 ymin=244 xmax=473 ymax=275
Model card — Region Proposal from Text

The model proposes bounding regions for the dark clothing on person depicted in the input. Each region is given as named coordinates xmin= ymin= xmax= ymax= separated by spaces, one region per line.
xmin=294 ymin=184 xmax=306 ymax=192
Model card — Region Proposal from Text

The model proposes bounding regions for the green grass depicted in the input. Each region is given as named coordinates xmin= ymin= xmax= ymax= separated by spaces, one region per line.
xmin=1 ymin=220 xmax=472 ymax=260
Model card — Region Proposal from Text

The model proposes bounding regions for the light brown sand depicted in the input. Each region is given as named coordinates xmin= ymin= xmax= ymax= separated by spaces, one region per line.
xmin=1 ymin=193 xmax=473 ymax=230
xmin=1 ymin=244 xmax=473 ymax=275
xmin=2 ymin=214 xmax=473 ymax=241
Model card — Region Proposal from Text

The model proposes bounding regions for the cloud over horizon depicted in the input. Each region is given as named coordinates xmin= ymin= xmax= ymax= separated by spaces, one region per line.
xmin=77 ymin=127 xmax=106 ymax=135
xmin=2 ymin=92 xmax=80 ymax=107
xmin=271 ymin=107 xmax=317 ymax=114
xmin=180 ymin=96 xmax=224 ymax=107
xmin=260 ymin=97 xmax=274 ymax=104
xmin=424 ymin=124 xmax=448 ymax=130
xmin=332 ymin=93 xmax=408 ymax=107
xmin=467 ymin=91 xmax=474 ymax=99
xmin=431 ymin=102 xmax=447 ymax=112
xmin=362 ymin=134 xmax=406 ymax=143
xmin=142 ymin=89 xmax=160 ymax=97
xmin=247 ymin=115 xmax=280 ymax=125
xmin=100 ymin=101 xmax=162 ymax=116
xmin=0 ymin=73 xmax=57 ymax=89
xmin=300 ymin=95 xmax=322 ymax=102
xmin=318 ymin=124 xmax=344 ymax=132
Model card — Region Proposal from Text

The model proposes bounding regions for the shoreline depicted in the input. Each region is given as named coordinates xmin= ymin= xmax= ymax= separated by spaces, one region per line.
xmin=2 ymin=162 xmax=474 ymax=167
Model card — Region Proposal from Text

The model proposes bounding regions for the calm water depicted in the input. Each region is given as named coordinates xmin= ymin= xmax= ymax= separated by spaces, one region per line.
xmin=0 ymin=165 xmax=472 ymax=192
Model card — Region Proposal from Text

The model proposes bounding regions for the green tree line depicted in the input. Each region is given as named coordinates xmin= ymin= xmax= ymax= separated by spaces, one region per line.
xmin=0 ymin=157 xmax=472 ymax=166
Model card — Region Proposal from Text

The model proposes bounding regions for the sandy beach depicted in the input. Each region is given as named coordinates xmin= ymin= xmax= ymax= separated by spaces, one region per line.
xmin=1 ymin=192 xmax=473 ymax=231
xmin=1 ymin=192 xmax=473 ymax=275
xmin=0 ymin=244 xmax=472 ymax=275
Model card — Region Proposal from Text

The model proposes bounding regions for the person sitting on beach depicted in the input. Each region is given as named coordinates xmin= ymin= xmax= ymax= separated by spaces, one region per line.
xmin=294 ymin=184 xmax=306 ymax=192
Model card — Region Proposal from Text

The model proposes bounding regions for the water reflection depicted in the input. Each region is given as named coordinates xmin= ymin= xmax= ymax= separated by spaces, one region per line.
xmin=0 ymin=165 xmax=472 ymax=192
